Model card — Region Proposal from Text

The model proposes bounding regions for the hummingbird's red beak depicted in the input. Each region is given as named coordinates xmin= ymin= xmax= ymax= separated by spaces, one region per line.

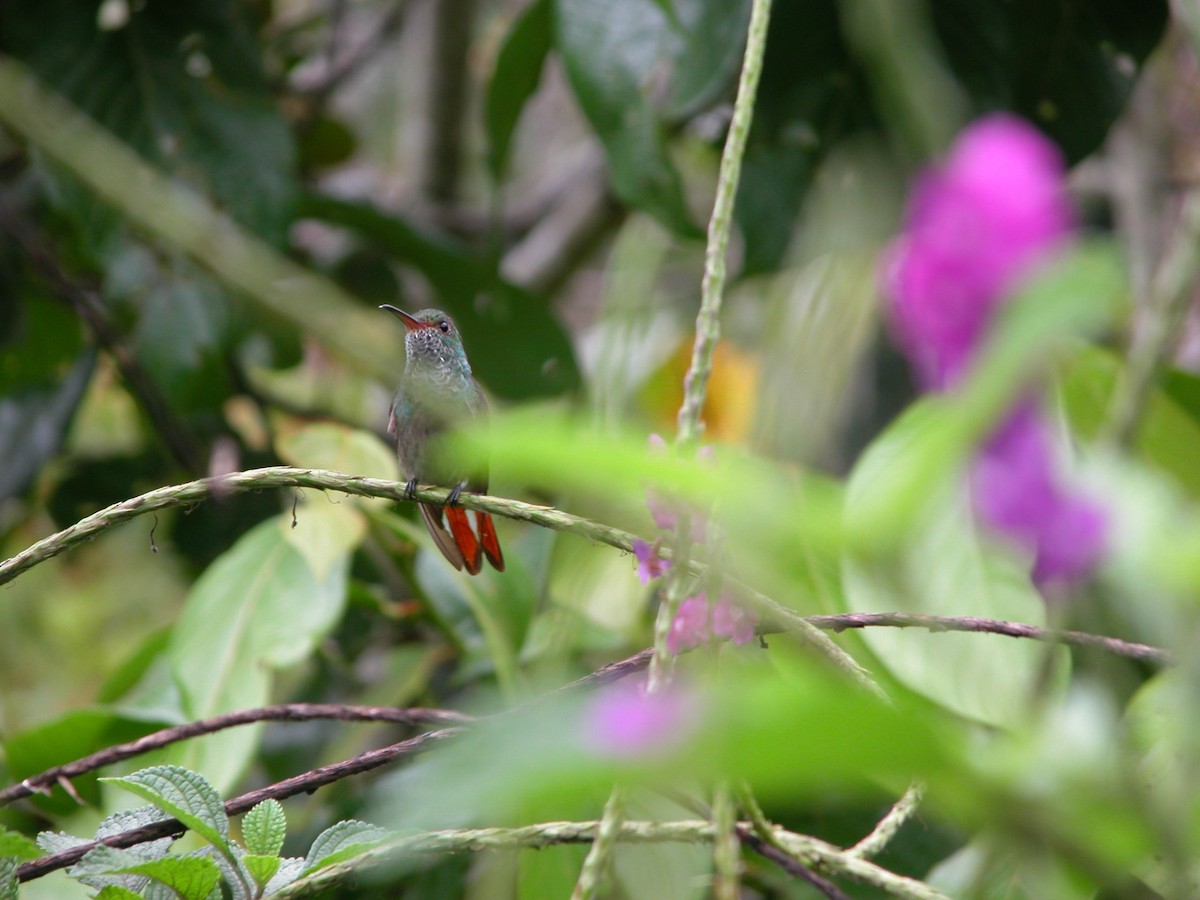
xmin=379 ymin=305 xmax=424 ymax=331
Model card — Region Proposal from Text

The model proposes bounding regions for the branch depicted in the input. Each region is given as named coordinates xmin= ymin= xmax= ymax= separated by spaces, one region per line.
xmin=269 ymin=819 xmax=947 ymax=900
xmin=0 ymin=704 xmax=470 ymax=807
xmin=804 ymin=612 xmax=1172 ymax=667
xmin=847 ymin=783 xmax=923 ymax=860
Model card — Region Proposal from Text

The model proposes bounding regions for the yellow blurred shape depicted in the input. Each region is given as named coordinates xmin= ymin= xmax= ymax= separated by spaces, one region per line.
xmin=642 ymin=338 xmax=760 ymax=444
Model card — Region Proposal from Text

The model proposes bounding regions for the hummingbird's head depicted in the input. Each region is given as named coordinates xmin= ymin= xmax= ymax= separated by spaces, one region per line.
xmin=380 ymin=305 xmax=468 ymax=370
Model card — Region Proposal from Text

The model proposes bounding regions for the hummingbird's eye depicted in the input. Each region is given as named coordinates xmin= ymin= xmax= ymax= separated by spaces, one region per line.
xmin=438 ymin=319 xmax=450 ymax=333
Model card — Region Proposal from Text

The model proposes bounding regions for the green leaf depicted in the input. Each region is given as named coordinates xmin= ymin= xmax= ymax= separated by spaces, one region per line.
xmin=298 ymin=193 xmax=581 ymax=399
xmin=243 ymin=854 xmax=282 ymax=890
xmin=94 ymin=886 xmax=145 ymax=900
xmin=0 ymin=828 xmax=41 ymax=862
xmin=486 ymin=0 xmax=553 ymax=179
xmin=2 ymin=0 xmax=296 ymax=244
xmin=241 ymin=800 xmax=286 ymax=858
xmin=662 ymin=0 xmax=753 ymax=119
xmin=165 ymin=511 xmax=351 ymax=791
xmin=0 ymin=290 xmax=85 ymax=389
xmin=301 ymin=820 xmax=389 ymax=875
xmin=101 ymin=765 xmax=229 ymax=851
xmin=0 ymin=859 xmax=18 ymax=900
xmin=843 ymin=400 xmax=1068 ymax=728
xmin=74 ymin=846 xmax=222 ymax=900
xmin=555 ymin=0 xmax=700 ymax=236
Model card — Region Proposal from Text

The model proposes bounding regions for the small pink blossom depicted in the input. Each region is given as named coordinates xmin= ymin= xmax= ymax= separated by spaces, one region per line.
xmin=583 ymin=677 xmax=699 ymax=758
xmin=710 ymin=597 xmax=757 ymax=645
xmin=666 ymin=592 xmax=758 ymax=654
xmin=633 ymin=539 xmax=670 ymax=584
xmin=666 ymin=595 xmax=711 ymax=653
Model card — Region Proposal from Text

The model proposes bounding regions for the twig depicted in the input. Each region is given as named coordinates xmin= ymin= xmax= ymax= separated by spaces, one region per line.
xmin=711 ymin=783 xmax=740 ymax=900
xmin=803 ymin=612 xmax=1172 ymax=666
xmin=571 ymin=786 xmax=624 ymax=900
xmin=847 ymin=783 xmax=924 ymax=860
xmin=16 ymin=729 xmax=455 ymax=881
xmin=0 ymin=704 xmax=470 ymax=806
xmin=674 ymin=0 xmax=773 ymax=447
xmin=269 ymin=819 xmax=942 ymax=900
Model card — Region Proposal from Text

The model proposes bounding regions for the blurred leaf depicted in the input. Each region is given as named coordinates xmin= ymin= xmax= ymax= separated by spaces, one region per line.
xmin=843 ymin=400 xmax=1068 ymax=728
xmin=101 ymin=765 xmax=230 ymax=850
xmin=0 ymin=828 xmax=40 ymax=862
xmin=486 ymin=0 xmax=553 ymax=179
xmin=0 ymin=350 xmax=94 ymax=501
xmin=298 ymin=116 xmax=357 ymax=171
xmin=931 ymin=0 xmax=1168 ymax=164
xmin=93 ymin=887 xmax=144 ymax=900
xmin=0 ymin=859 xmax=15 ymax=900
xmin=241 ymin=799 xmax=286 ymax=858
xmin=166 ymin=510 xmax=351 ymax=791
xmin=663 ymin=0 xmax=752 ymax=119
xmin=244 ymin=853 xmax=282 ymax=890
xmin=298 ymin=193 xmax=580 ymax=399
xmin=1060 ymin=347 xmax=1200 ymax=499
xmin=0 ymin=293 xmax=85 ymax=389
xmin=2 ymin=0 xmax=296 ymax=244
xmin=555 ymin=0 xmax=701 ymax=236
xmin=275 ymin=422 xmax=398 ymax=481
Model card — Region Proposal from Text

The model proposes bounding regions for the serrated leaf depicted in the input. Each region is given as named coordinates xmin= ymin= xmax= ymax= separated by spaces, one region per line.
xmin=486 ymin=0 xmax=553 ymax=178
xmin=241 ymin=800 xmax=286 ymax=858
xmin=101 ymin=766 xmax=229 ymax=851
xmin=263 ymin=857 xmax=305 ymax=894
xmin=37 ymin=830 xmax=89 ymax=855
xmin=301 ymin=820 xmax=389 ymax=875
xmin=0 ymin=828 xmax=40 ymax=862
xmin=0 ymin=858 xmax=17 ymax=900
xmin=167 ymin=513 xmax=349 ymax=791
xmin=97 ymin=853 xmax=222 ymax=900
xmin=243 ymin=854 xmax=281 ymax=889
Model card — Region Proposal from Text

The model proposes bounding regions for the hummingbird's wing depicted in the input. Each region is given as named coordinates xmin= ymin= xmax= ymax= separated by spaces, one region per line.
xmin=419 ymin=504 xmax=469 ymax=571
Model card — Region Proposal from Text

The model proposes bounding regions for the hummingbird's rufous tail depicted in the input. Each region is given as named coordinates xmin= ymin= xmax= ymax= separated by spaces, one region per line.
xmin=443 ymin=506 xmax=483 ymax=574
xmin=476 ymin=512 xmax=505 ymax=572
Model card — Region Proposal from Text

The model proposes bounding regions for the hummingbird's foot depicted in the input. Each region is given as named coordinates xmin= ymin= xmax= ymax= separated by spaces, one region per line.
xmin=446 ymin=482 xmax=466 ymax=506
xmin=403 ymin=477 xmax=419 ymax=500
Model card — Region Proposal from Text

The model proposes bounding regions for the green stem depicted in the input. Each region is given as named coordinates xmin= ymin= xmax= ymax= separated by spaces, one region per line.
xmin=571 ymin=787 xmax=625 ymax=900
xmin=674 ymin=0 xmax=774 ymax=447
xmin=712 ymin=783 xmax=740 ymax=900
xmin=847 ymin=783 xmax=924 ymax=860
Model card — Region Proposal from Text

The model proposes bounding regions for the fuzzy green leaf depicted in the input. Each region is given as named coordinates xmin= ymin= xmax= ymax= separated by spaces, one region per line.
xmin=244 ymin=854 xmax=282 ymax=890
xmin=0 ymin=828 xmax=40 ymax=862
xmin=301 ymin=820 xmax=389 ymax=875
xmin=101 ymin=766 xmax=229 ymax=852
xmin=241 ymin=800 xmax=286 ymax=858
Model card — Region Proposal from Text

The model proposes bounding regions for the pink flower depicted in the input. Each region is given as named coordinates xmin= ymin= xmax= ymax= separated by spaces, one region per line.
xmin=885 ymin=114 xmax=1074 ymax=390
xmin=666 ymin=593 xmax=758 ymax=653
xmin=644 ymin=434 xmax=709 ymax=541
xmin=633 ymin=539 xmax=670 ymax=584
xmin=666 ymin=595 xmax=711 ymax=653
xmin=710 ymin=596 xmax=757 ymax=645
xmin=883 ymin=114 xmax=1107 ymax=588
xmin=583 ymin=677 xmax=699 ymax=758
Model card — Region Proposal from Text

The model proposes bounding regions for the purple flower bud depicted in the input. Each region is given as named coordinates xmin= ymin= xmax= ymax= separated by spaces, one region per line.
xmin=583 ymin=677 xmax=700 ymax=758
xmin=633 ymin=539 xmax=671 ymax=584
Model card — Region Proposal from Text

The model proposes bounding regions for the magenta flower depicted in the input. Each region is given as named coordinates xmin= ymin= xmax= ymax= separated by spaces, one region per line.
xmin=970 ymin=402 xmax=1107 ymax=587
xmin=583 ymin=677 xmax=699 ymax=758
xmin=884 ymin=114 xmax=1107 ymax=588
xmin=633 ymin=539 xmax=671 ymax=584
xmin=885 ymin=114 xmax=1074 ymax=390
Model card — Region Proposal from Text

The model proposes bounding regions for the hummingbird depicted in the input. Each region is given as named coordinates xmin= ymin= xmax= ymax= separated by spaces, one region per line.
xmin=381 ymin=305 xmax=504 ymax=574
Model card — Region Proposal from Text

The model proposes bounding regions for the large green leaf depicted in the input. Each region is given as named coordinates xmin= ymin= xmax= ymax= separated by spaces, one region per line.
xmin=164 ymin=507 xmax=357 ymax=791
xmin=843 ymin=401 xmax=1068 ymax=729
xmin=554 ymin=0 xmax=700 ymax=237
xmin=299 ymin=193 xmax=580 ymax=399
xmin=2 ymin=0 xmax=295 ymax=244
xmin=486 ymin=0 xmax=554 ymax=179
